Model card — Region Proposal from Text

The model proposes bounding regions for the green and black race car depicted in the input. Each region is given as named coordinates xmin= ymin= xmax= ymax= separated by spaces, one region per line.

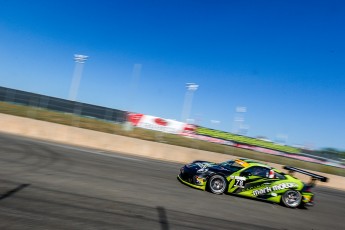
xmin=178 ymin=158 xmax=328 ymax=208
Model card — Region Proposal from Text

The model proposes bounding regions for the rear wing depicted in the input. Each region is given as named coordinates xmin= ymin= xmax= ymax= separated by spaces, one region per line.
xmin=283 ymin=166 xmax=328 ymax=183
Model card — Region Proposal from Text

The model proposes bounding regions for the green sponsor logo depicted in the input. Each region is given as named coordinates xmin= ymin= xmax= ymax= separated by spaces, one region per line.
xmin=252 ymin=182 xmax=298 ymax=196
xmin=195 ymin=127 xmax=300 ymax=153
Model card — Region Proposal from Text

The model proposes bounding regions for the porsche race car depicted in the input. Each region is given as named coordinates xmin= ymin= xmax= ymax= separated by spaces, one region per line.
xmin=177 ymin=158 xmax=328 ymax=208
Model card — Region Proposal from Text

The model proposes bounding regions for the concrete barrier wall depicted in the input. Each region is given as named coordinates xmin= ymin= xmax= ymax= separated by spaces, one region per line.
xmin=1 ymin=113 xmax=344 ymax=191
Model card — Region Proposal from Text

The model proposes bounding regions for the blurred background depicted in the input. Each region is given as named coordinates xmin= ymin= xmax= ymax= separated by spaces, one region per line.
xmin=0 ymin=1 xmax=344 ymax=167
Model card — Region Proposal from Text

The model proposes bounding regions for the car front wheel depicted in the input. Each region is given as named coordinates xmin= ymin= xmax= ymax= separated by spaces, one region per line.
xmin=282 ymin=190 xmax=302 ymax=208
xmin=208 ymin=175 xmax=227 ymax=194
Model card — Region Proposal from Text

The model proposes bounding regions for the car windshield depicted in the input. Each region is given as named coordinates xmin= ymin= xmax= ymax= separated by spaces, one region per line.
xmin=218 ymin=160 xmax=244 ymax=172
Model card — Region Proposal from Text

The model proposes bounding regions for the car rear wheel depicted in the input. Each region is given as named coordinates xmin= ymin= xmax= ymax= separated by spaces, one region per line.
xmin=208 ymin=175 xmax=227 ymax=194
xmin=282 ymin=190 xmax=302 ymax=208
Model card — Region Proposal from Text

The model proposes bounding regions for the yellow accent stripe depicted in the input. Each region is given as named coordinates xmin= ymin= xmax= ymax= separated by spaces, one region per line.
xmin=235 ymin=159 xmax=250 ymax=167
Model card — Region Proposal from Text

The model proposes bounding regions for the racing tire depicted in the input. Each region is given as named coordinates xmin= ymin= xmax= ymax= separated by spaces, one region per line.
xmin=281 ymin=190 xmax=302 ymax=208
xmin=207 ymin=175 xmax=227 ymax=195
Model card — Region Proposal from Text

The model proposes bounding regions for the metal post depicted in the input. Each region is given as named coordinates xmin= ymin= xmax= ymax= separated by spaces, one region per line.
xmin=181 ymin=83 xmax=198 ymax=123
xmin=234 ymin=106 xmax=247 ymax=134
xmin=69 ymin=54 xmax=88 ymax=101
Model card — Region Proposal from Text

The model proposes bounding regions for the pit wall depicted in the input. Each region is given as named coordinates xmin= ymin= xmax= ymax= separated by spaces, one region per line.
xmin=1 ymin=113 xmax=344 ymax=191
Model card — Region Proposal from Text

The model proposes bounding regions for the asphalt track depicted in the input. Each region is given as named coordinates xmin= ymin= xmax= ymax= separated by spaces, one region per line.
xmin=0 ymin=133 xmax=344 ymax=230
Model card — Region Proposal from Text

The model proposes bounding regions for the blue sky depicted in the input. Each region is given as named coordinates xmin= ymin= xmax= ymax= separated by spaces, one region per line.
xmin=0 ymin=0 xmax=344 ymax=150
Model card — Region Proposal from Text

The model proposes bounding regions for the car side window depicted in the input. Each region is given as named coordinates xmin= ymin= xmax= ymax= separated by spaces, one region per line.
xmin=243 ymin=166 xmax=270 ymax=178
xmin=274 ymin=171 xmax=286 ymax=180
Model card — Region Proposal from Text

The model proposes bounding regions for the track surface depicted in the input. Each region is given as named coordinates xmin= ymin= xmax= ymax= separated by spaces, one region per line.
xmin=0 ymin=133 xmax=344 ymax=230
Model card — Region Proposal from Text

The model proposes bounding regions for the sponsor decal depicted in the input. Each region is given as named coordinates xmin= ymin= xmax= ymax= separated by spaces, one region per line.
xmin=182 ymin=124 xmax=196 ymax=134
xmin=195 ymin=162 xmax=211 ymax=169
xmin=230 ymin=176 xmax=246 ymax=181
xmin=234 ymin=179 xmax=245 ymax=188
xmin=194 ymin=162 xmax=212 ymax=173
xmin=271 ymin=183 xmax=298 ymax=191
xmin=252 ymin=183 xmax=298 ymax=196
xmin=154 ymin=118 xmax=168 ymax=126
xmin=252 ymin=187 xmax=272 ymax=196
xmin=127 ymin=113 xmax=186 ymax=134
xmin=230 ymin=176 xmax=246 ymax=188
xmin=195 ymin=176 xmax=205 ymax=184
xmin=302 ymin=194 xmax=312 ymax=202
xmin=127 ymin=113 xmax=144 ymax=126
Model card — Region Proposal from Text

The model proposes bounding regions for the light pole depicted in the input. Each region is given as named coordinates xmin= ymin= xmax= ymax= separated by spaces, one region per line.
xmin=69 ymin=54 xmax=88 ymax=101
xmin=181 ymin=83 xmax=198 ymax=123
xmin=128 ymin=63 xmax=142 ymax=112
xmin=123 ymin=63 xmax=142 ymax=132
xmin=233 ymin=106 xmax=247 ymax=134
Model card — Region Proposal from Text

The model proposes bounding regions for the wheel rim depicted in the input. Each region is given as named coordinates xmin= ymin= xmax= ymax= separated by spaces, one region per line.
xmin=284 ymin=191 xmax=301 ymax=207
xmin=210 ymin=177 xmax=225 ymax=193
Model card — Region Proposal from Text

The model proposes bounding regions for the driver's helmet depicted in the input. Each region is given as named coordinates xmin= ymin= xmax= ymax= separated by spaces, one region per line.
xmin=268 ymin=169 xmax=275 ymax=179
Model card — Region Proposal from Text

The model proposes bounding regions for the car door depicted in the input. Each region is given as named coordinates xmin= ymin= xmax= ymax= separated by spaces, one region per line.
xmin=228 ymin=166 xmax=272 ymax=195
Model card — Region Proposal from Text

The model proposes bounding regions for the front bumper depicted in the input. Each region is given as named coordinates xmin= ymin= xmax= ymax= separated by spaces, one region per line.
xmin=178 ymin=169 xmax=207 ymax=190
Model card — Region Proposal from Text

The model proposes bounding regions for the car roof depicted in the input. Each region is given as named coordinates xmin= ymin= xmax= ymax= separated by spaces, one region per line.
xmin=234 ymin=158 xmax=273 ymax=169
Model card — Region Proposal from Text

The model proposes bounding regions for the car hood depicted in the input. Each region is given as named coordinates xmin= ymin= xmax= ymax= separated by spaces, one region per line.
xmin=185 ymin=161 xmax=232 ymax=174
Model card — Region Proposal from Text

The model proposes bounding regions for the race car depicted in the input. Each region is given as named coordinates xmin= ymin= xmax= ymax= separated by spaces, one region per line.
xmin=177 ymin=158 xmax=328 ymax=208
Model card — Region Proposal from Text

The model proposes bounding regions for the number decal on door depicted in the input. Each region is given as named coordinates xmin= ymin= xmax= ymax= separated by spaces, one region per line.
xmin=234 ymin=179 xmax=245 ymax=188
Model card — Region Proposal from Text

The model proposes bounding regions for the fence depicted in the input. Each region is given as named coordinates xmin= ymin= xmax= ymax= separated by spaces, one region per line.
xmin=0 ymin=86 xmax=127 ymax=123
